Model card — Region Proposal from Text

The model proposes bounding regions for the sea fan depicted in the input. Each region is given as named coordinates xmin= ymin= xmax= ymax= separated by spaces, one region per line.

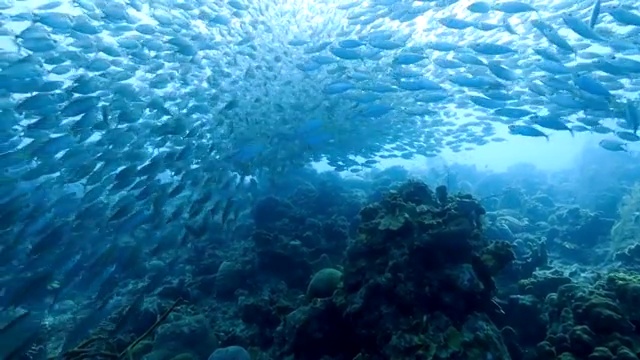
xmin=609 ymin=183 xmax=640 ymax=260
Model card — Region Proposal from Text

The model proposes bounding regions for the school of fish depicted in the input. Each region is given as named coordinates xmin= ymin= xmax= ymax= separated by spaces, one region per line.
xmin=0 ymin=0 xmax=640 ymax=350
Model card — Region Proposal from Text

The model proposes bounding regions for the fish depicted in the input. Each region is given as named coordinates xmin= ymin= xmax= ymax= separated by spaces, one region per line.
xmin=508 ymin=124 xmax=549 ymax=141
xmin=530 ymin=115 xmax=574 ymax=137
xmin=467 ymin=2 xmax=492 ymax=13
xmin=589 ymin=0 xmax=602 ymax=28
xmin=625 ymin=100 xmax=639 ymax=134
xmin=609 ymin=7 xmax=640 ymax=27
xmin=599 ymin=139 xmax=627 ymax=152
xmin=492 ymin=1 xmax=538 ymax=14
xmin=562 ymin=14 xmax=604 ymax=41
xmin=0 ymin=0 xmax=639 ymax=351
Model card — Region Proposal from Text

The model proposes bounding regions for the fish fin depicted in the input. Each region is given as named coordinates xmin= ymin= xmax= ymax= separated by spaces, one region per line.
xmin=12 ymin=36 xmax=23 ymax=53
xmin=502 ymin=18 xmax=517 ymax=35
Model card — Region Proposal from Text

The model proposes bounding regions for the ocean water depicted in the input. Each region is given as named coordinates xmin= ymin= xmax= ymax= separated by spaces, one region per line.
xmin=1 ymin=0 xmax=640 ymax=359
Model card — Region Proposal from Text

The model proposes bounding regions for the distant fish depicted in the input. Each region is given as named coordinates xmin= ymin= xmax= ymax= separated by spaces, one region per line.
xmin=599 ymin=139 xmax=627 ymax=152
xmin=615 ymin=131 xmax=640 ymax=142
xmin=508 ymin=124 xmax=549 ymax=141
xmin=100 ymin=104 xmax=110 ymax=127
xmin=625 ymin=100 xmax=639 ymax=134
xmin=492 ymin=1 xmax=537 ymax=14
xmin=467 ymin=1 xmax=492 ymax=13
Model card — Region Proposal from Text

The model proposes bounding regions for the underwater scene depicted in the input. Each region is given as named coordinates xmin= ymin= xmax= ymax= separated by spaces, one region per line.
xmin=3 ymin=0 xmax=640 ymax=359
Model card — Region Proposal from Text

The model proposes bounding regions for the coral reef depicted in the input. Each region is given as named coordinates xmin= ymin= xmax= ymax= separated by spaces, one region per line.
xmin=267 ymin=181 xmax=512 ymax=360
xmin=36 ymin=172 xmax=640 ymax=360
